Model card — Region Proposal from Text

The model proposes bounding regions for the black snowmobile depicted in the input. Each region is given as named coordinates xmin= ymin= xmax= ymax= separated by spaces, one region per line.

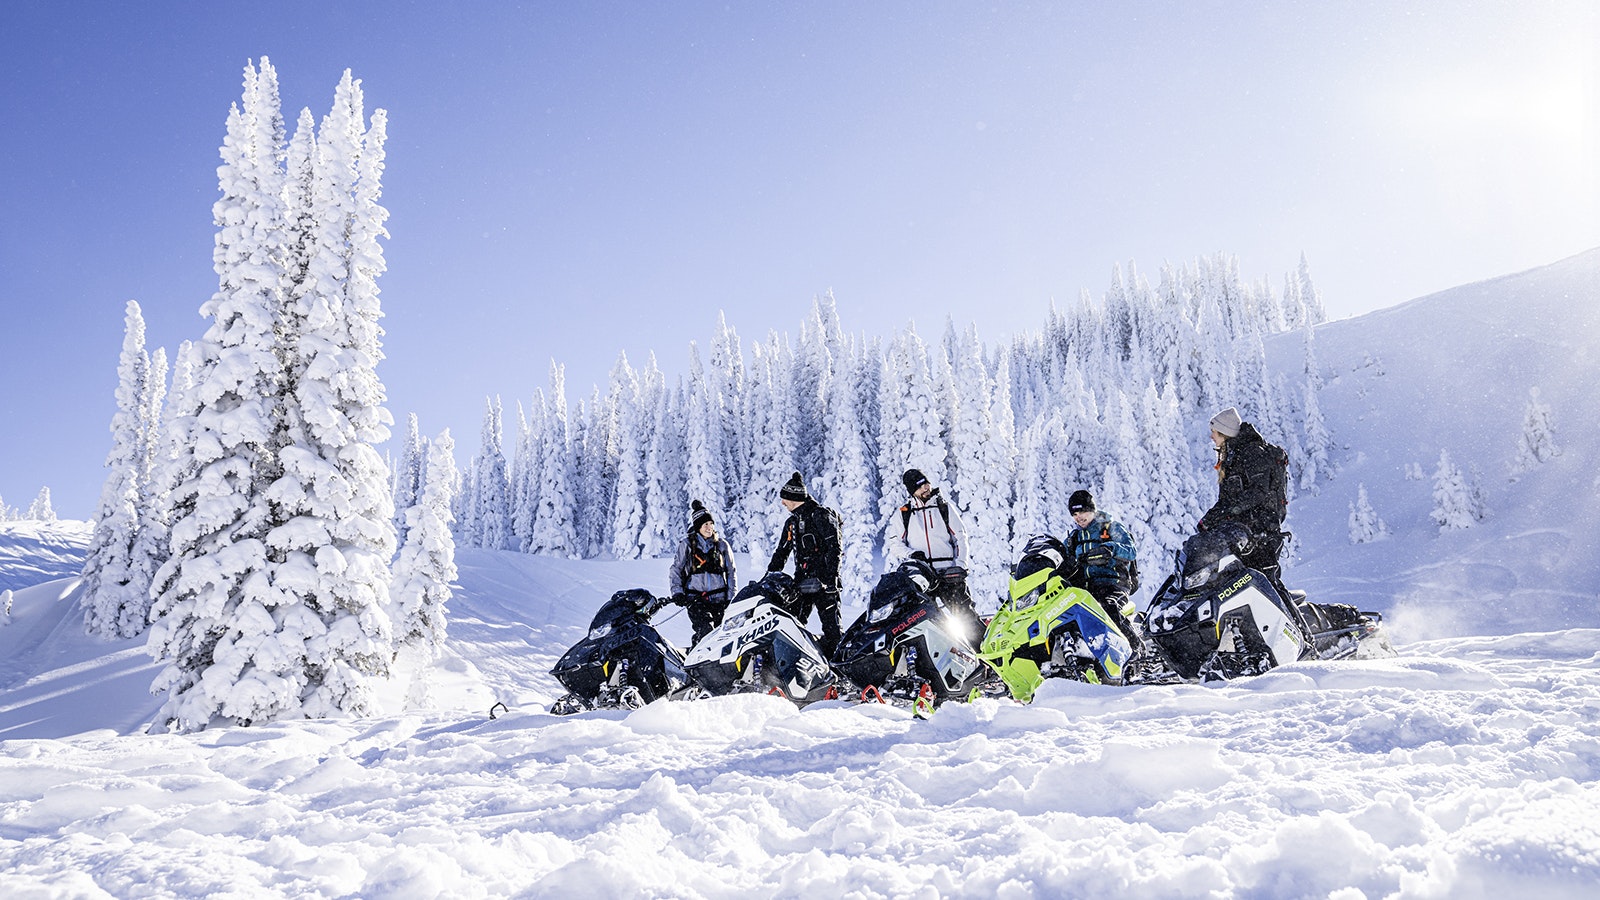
xmin=549 ymin=588 xmax=691 ymax=714
xmin=681 ymin=572 xmax=839 ymax=706
xmin=1143 ymin=526 xmax=1392 ymax=682
xmin=833 ymin=558 xmax=990 ymax=710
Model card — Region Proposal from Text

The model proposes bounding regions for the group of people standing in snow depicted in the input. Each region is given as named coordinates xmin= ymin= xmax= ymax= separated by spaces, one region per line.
xmin=662 ymin=405 xmax=1301 ymax=654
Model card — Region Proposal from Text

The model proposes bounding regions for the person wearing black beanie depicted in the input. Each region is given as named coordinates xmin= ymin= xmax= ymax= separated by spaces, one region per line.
xmin=668 ymin=500 xmax=738 ymax=646
xmin=767 ymin=472 xmax=844 ymax=656
xmin=1065 ymin=487 xmax=1142 ymax=652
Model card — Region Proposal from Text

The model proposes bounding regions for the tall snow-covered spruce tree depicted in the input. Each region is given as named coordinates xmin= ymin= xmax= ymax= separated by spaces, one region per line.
xmin=82 ymin=300 xmax=162 ymax=638
xmin=147 ymin=60 xmax=398 ymax=732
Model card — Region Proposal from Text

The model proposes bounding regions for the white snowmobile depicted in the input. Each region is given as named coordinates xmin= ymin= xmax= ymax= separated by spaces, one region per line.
xmin=1144 ymin=526 xmax=1393 ymax=682
xmin=681 ymin=572 xmax=840 ymax=706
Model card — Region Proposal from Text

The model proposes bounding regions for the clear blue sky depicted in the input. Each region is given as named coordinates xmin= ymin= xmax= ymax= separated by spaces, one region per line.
xmin=2 ymin=1 xmax=1596 ymax=517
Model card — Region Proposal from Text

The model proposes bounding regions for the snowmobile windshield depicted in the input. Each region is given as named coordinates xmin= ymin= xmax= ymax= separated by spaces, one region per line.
xmin=1007 ymin=563 xmax=1053 ymax=611
xmin=589 ymin=592 xmax=649 ymax=638
xmin=868 ymin=568 xmax=923 ymax=623
xmin=1178 ymin=531 xmax=1244 ymax=591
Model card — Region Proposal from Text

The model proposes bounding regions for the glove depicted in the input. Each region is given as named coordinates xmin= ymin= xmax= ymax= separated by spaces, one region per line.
xmin=1084 ymin=549 xmax=1112 ymax=566
xmin=670 ymin=592 xmax=690 ymax=608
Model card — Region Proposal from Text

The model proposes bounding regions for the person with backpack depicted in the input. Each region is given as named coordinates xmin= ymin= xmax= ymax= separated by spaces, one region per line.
xmin=1200 ymin=407 xmax=1364 ymax=634
xmin=668 ymin=500 xmax=738 ymax=647
xmin=1198 ymin=407 xmax=1291 ymax=591
xmin=1064 ymin=489 xmax=1143 ymax=650
xmin=767 ymin=472 xmax=845 ymax=656
xmin=893 ymin=468 xmax=976 ymax=618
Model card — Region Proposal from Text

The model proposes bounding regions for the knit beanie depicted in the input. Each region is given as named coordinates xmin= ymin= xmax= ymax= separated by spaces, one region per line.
xmin=902 ymin=468 xmax=930 ymax=495
xmin=779 ymin=471 xmax=810 ymax=503
xmin=1068 ymin=489 xmax=1096 ymax=514
xmin=1210 ymin=406 xmax=1243 ymax=438
xmin=688 ymin=499 xmax=714 ymax=533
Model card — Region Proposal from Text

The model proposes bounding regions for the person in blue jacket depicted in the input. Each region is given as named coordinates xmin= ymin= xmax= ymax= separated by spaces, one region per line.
xmin=1065 ymin=489 xmax=1143 ymax=650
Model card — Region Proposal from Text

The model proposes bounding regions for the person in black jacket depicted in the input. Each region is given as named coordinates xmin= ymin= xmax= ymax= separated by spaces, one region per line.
xmin=1198 ymin=407 xmax=1290 ymax=588
xmin=766 ymin=472 xmax=844 ymax=656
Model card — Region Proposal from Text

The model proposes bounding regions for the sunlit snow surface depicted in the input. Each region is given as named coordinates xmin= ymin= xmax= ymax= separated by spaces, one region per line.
xmin=2 ymin=547 xmax=1597 ymax=896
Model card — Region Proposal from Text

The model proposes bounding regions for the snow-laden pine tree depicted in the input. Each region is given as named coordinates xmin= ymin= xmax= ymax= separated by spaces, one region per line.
xmin=258 ymin=67 xmax=397 ymax=720
xmin=530 ymin=363 xmax=580 ymax=557
xmin=823 ymin=338 xmax=876 ymax=595
xmin=966 ymin=351 xmax=1019 ymax=608
xmin=641 ymin=379 xmax=688 ymax=558
xmin=147 ymin=59 xmax=292 ymax=731
xmin=392 ymin=413 xmax=425 ymax=550
xmin=709 ymin=312 xmax=747 ymax=539
xmin=510 ymin=396 xmax=545 ymax=552
xmin=473 ymin=397 xmax=513 ymax=551
xmin=1348 ymin=483 xmax=1388 ymax=544
xmin=683 ymin=344 xmax=728 ymax=525
xmin=608 ymin=353 xmax=648 ymax=559
xmin=1430 ymin=449 xmax=1475 ymax=532
xmin=876 ymin=325 xmax=948 ymax=531
xmin=742 ymin=336 xmax=795 ymax=559
xmin=1512 ymin=386 xmax=1560 ymax=476
xmin=26 ymin=488 xmax=56 ymax=522
xmin=82 ymin=300 xmax=158 ymax=638
xmin=391 ymin=429 xmax=458 ymax=659
xmin=576 ymin=386 xmax=617 ymax=557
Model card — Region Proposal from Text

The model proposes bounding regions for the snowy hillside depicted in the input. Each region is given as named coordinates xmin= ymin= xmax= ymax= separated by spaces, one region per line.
xmin=3 ymin=254 xmax=1600 ymax=896
xmin=1279 ymin=248 xmax=1600 ymax=640
xmin=0 ymin=521 xmax=91 ymax=593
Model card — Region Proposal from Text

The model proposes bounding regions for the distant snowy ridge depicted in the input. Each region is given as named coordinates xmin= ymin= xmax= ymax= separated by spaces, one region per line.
xmin=0 ymin=520 xmax=90 ymax=593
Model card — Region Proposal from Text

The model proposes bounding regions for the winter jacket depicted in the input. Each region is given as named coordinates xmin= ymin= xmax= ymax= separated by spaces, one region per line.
xmin=669 ymin=532 xmax=737 ymax=601
xmin=1066 ymin=511 xmax=1138 ymax=593
xmin=894 ymin=490 xmax=967 ymax=570
xmin=1200 ymin=422 xmax=1289 ymax=539
xmin=767 ymin=500 xmax=843 ymax=591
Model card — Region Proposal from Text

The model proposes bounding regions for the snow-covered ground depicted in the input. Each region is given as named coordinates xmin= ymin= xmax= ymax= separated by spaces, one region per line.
xmin=3 ymin=252 xmax=1599 ymax=896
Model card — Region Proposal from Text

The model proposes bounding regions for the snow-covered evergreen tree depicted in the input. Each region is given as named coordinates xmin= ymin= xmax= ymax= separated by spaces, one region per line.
xmin=682 ymin=344 xmax=728 ymax=526
xmin=392 ymin=413 xmax=425 ymax=550
xmin=391 ymin=429 xmax=458 ymax=658
xmin=26 ymin=488 xmax=57 ymax=522
xmin=608 ymin=354 xmax=648 ymax=559
xmin=149 ymin=60 xmax=397 ymax=731
xmin=823 ymin=339 xmax=876 ymax=595
xmin=82 ymin=300 xmax=157 ymax=638
xmin=642 ymin=380 xmax=688 ymax=558
xmin=1430 ymin=449 xmax=1474 ymax=532
xmin=472 ymin=397 xmax=513 ymax=551
xmin=742 ymin=337 xmax=795 ymax=559
xmin=530 ymin=363 xmax=580 ymax=557
xmin=1347 ymin=483 xmax=1388 ymax=544
xmin=258 ymin=67 xmax=397 ymax=720
xmin=1512 ymin=386 xmax=1559 ymax=476
xmin=147 ymin=59 xmax=293 ymax=731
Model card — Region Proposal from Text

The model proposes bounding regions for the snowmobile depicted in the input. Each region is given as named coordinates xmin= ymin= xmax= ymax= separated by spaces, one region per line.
xmin=549 ymin=588 xmax=691 ymax=715
xmin=833 ymin=558 xmax=990 ymax=711
xmin=978 ymin=535 xmax=1134 ymax=703
xmin=681 ymin=572 xmax=839 ymax=706
xmin=1143 ymin=526 xmax=1392 ymax=682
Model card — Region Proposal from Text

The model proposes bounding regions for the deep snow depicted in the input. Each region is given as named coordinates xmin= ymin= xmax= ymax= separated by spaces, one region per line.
xmin=3 ymin=251 xmax=1600 ymax=897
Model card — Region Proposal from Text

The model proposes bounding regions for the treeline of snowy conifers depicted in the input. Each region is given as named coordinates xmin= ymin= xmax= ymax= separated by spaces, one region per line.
xmin=0 ymin=488 xmax=59 ymax=523
xmin=419 ymin=254 xmax=1335 ymax=605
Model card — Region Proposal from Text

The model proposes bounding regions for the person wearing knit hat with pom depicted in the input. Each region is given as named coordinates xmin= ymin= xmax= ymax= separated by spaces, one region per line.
xmin=767 ymin=472 xmax=845 ymax=656
xmin=668 ymin=500 xmax=738 ymax=646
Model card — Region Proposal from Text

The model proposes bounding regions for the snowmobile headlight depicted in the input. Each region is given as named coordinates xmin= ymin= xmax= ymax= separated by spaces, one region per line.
xmin=1013 ymin=586 xmax=1044 ymax=611
xmin=868 ymin=603 xmax=895 ymax=624
xmin=588 ymin=622 xmax=613 ymax=641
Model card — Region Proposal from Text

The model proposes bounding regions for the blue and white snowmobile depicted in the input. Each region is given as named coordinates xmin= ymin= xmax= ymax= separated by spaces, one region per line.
xmin=549 ymin=588 xmax=691 ymax=714
xmin=682 ymin=572 xmax=839 ymax=706
xmin=1144 ymin=526 xmax=1392 ymax=682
